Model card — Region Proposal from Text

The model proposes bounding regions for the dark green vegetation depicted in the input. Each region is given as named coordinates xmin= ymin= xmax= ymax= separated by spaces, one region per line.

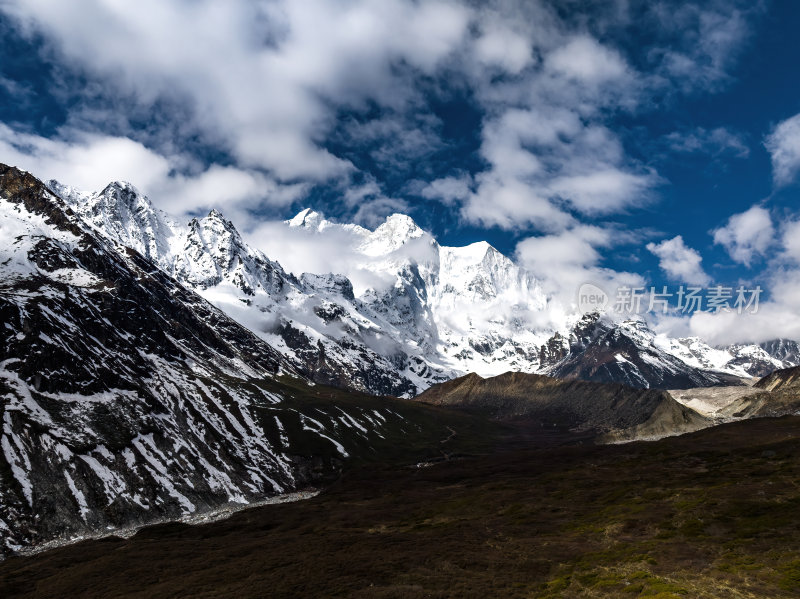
xmin=3 ymin=416 xmax=800 ymax=598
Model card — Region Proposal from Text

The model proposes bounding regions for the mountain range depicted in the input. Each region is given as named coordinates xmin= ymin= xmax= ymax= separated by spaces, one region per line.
xmin=2 ymin=163 xmax=800 ymax=558
xmin=46 ymin=175 xmax=800 ymax=396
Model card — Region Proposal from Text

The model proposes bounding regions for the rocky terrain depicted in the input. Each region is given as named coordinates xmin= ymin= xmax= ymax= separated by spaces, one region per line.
xmin=670 ymin=365 xmax=800 ymax=421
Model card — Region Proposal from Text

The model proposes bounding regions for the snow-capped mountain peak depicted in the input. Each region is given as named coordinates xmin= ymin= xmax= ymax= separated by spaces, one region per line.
xmin=48 ymin=179 xmax=180 ymax=263
xmin=288 ymin=207 xmax=324 ymax=229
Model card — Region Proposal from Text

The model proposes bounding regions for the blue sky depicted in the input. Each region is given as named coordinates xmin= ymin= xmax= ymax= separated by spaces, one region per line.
xmin=2 ymin=0 xmax=800 ymax=343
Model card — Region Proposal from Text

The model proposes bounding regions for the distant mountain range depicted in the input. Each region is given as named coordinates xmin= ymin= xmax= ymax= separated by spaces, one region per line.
xmin=45 ymin=174 xmax=800 ymax=396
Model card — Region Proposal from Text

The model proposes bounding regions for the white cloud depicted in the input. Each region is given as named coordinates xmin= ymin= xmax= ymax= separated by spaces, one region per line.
xmin=474 ymin=24 xmax=533 ymax=74
xmin=2 ymin=0 xmax=471 ymax=183
xmin=677 ymin=274 xmax=800 ymax=346
xmin=653 ymin=207 xmax=800 ymax=345
xmin=419 ymin=175 xmax=473 ymax=205
xmin=765 ymin=113 xmax=800 ymax=186
xmin=549 ymin=170 xmax=656 ymax=215
xmin=0 ymin=124 xmax=304 ymax=222
xmin=646 ymin=235 xmax=711 ymax=285
xmin=664 ymin=126 xmax=749 ymax=158
xmin=246 ymin=219 xmax=388 ymax=294
xmin=0 ymin=124 xmax=171 ymax=192
xmin=463 ymin=175 xmax=574 ymax=231
xmin=459 ymin=106 xmax=657 ymax=229
xmin=515 ymin=225 xmax=644 ymax=309
xmin=712 ymin=205 xmax=774 ymax=267
xmin=0 ymin=0 xmax=758 ymax=232
xmin=246 ymin=210 xmax=439 ymax=295
xmin=781 ymin=219 xmax=800 ymax=264
xmin=546 ymin=36 xmax=629 ymax=84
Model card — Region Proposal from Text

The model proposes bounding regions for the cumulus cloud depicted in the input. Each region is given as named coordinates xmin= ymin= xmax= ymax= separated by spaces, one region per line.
xmin=765 ymin=113 xmax=800 ymax=187
xmin=646 ymin=236 xmax=711 ymax=285
xmin=2 ymin=0 xmax=471 ymax=183
xmin=653 ymin=206 xmax=800 ymax=345
xmin=473 ymin=23 xmax=533 ymax=74
xmin=460 ymin=106 xmax=657 ymax=229
xmin=546 ymin=36 xmax=629 ymax=85
xmin=712 ymin=205 xmax=774 ymax=267
xmin=1 ymin=0 xmax=756 ymax=230
xmin=675 ymin=274 xmax=800 ymax=346
xmin=515 ymin=225 xmax=645 ymax=310
xmin=0 ymin=124 xmax=305 ymax=222
xmin=0 ymin=124 xmax=171 ymax=192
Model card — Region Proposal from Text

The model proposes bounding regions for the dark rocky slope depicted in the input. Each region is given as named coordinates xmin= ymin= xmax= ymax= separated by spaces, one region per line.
xmin=543 ymin=314 xmax=738 ymax=390
xmin=416 ymin=370 xmax=709 ymax=441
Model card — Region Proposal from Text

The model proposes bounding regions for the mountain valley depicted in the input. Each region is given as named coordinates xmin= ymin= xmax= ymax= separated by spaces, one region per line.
xmin=2 ymin=163 xmax=800 ymax=595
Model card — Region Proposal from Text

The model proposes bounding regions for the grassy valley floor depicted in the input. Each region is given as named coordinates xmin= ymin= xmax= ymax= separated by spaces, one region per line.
xmin=3 ymin=416 xmax=800 ymax=598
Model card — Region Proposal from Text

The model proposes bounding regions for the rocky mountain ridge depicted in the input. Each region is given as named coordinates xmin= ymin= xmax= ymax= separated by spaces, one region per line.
xmin=0 ymin=165 xmax=469 ymax=557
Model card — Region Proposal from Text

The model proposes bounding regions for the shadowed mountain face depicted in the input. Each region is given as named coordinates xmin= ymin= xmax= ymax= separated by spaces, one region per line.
xmin=416 ymin=371 xmax=709 ymax=442
xmin=542 ymin=315 xmax=741 ymax=390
